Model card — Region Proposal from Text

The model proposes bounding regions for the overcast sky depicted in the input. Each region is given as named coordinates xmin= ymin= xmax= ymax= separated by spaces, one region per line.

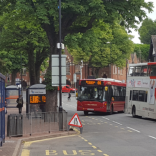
xmin=130 ymin=0 xmax=156 ymax=44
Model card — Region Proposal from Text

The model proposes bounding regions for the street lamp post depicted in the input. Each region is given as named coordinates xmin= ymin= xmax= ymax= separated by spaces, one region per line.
xmin=80 ymin=60 xmax=83 ymax=79
xmin=58 ymin=0 xmax=63 ymax=131
xmin=106 ymin=42 xmax=112 ymax=78
xmin=20 ymin=52 xmax=23 ymax=96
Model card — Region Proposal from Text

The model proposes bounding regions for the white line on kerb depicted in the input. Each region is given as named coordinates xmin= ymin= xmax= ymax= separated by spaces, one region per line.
xmin=102 ymin=117 xmax=110 ymax=120
xmin=149 ymin=135 xmax=156 ymax=140
xmin=127 ymin=127 xmax=140 ymax=133
xmin=113 ymin=121 xmax=122 ymax=125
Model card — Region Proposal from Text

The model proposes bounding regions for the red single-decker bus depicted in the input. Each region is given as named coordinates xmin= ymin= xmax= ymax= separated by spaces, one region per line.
xmin=77 ymin=78 xmax=126 ymax=115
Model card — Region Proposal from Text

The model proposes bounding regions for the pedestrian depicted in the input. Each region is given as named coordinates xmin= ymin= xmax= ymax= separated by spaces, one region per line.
xmin=16 ymin=95 xmax=23 ymax=114
xmin=5 ymin=100 xmax=7 ymax=114
xmin=68 ymin=91 xmax=71 ymax=101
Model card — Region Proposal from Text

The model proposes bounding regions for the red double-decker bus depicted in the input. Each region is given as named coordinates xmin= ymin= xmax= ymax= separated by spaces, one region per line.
xmin=77 ymin=78 xmax=126 ymax=115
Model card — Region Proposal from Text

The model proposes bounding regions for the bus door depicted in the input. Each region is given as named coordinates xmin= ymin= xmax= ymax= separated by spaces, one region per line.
xmin=128 ymin=90 xmax=133 ymax=112
xmin=106 ymin=85 xmax=111 ymax=112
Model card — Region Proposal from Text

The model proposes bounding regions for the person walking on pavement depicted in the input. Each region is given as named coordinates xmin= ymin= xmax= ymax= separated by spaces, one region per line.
xmin=68 ymin=91 xmax=71 ymax=101
xmin=16 ymin=95 xmax=23 ymax=114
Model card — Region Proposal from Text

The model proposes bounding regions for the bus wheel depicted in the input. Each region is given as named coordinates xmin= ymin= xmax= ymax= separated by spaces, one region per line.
xmin=84 ymin=111 xmax=88 ymax=115
xmin=132 ymin=106 xmax=136 ymax=118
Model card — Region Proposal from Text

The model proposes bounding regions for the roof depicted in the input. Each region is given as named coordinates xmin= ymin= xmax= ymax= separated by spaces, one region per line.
xmin=29 ymin=84 xmax=46 ymax=89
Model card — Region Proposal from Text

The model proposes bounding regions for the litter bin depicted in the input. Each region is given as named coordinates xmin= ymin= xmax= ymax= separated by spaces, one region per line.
xmin=7 ymin=114 xmax=23 ymax=137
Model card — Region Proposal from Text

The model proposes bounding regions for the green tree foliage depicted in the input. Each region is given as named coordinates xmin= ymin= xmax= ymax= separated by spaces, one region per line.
xmin=138 ymin=18 xmax=156 ymax=44
xmin=0 ymin=13 xmax=50 ymax=85
xmin=0 ymin=0 xmax=153 ymax=110
xmin=134 ymin=44 xmax=150 ymax=62
xmin=65 ymin=21 xmax=134 ymax=77
xmin=0 ymin=58 xmax=9 ymax=74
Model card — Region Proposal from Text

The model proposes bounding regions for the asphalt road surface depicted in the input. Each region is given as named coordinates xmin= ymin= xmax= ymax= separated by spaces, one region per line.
xmin=19 ymin=93 xmax=156 ymax=156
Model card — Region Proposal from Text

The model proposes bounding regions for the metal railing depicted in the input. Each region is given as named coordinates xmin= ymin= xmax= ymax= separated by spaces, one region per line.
xmin=6 ymin=111 xmax=67 ymax=137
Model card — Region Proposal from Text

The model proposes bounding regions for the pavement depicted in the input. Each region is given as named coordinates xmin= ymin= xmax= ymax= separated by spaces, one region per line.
xmin=0 ymin=91 xmax=78 ymax=156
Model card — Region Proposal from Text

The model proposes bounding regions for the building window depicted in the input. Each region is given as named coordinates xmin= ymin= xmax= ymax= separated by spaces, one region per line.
xmin=75 ymin=64 xmax=80 ymax=74
xmin=118 ymin=67 xmax=120 ymax=75
xmin=22 ymin=68 xmax=27 ymax=76
xmin=113 ymin=65 xmax=117 ymax=74
xmin=66 ymin=61 xmax=70 ymax=75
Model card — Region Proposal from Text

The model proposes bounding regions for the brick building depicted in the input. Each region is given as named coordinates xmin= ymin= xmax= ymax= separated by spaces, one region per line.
xmin=5 ymin=48 xmax=139 ymax=87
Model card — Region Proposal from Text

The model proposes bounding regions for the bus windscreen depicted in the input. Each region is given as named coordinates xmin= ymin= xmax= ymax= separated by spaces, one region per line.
xmin=77 ymin=86 xmax=105 ymax=101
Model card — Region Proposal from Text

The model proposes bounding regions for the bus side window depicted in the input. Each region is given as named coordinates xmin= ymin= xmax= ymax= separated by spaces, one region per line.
xmin=132 ymin=90 xmax=138 ymax=101
xmin=140 ymin=66 xmax=148 ymax=76
xmin=145 ymin=91 xmax=148 ymax=102
xmin=149 ymin=65 xmax=156 ymax=76
xmin=129 ymin=90 xmax=132 ymax=100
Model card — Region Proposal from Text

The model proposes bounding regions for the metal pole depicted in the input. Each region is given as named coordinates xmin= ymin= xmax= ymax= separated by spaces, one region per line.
xmin=110 ymin=43 xmax=112 ymax=78
xmin=59 ymin=0 xmax=63 ymax=131
xmin=20 ymin=52 xmax=22 ymax=96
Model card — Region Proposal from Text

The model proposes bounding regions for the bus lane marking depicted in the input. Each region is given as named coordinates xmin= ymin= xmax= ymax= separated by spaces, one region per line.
xmin=21 ymin=149 xmax=30 ymax=156
xmin=148 ymin=135 xmax=156 ymax=140
xmin=127 ymin=127 xmax=140 ymax=133
xmin=113 ymin=121 xmax=122 ymax=125
xmin=102 ymin=117 xmax=109 ymax=120
xmin=79 ymin=136 xmax=109 ymax=156
xmin=92 ymin=146 xmax=97 ymax=149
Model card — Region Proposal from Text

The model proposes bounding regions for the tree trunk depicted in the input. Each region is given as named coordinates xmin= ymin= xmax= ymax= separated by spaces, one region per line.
xmin=11 ymin=70 xmax=17 ymax=85
xmin=95 ymin=68 xmax=100 ymax=78
xmin=42 ymin=23 xmax=59 ymax=112
xmin=35 ymin=65 xmax=40 ymax=84
xmin=28 ymin=50 xmax=36 ymax=85
xmin=45 ymin=90 xmax=57 ymax=112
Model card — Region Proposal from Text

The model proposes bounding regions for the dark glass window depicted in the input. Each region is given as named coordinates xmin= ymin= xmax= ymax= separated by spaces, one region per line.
xmin=129 ymin=90 xmax=132 ymax=100
xmin=149 ymin=65 xmax=156 ymax=76
xmin=138 ymin=91 xmax=145 ymax=102
xmin=132 ymin=90 xmax=138 ymax=101
xmin=140 ymin=66 xmax=148 ymax=76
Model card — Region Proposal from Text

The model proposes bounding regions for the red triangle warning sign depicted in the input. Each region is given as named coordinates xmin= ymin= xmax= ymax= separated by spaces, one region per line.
xmin=68 ymin=113 xmax=82 ymax=128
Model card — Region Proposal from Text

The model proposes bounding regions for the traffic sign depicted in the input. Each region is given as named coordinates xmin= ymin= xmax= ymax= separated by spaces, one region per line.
xmin=68 ymin=113 xmax=82 ymax=128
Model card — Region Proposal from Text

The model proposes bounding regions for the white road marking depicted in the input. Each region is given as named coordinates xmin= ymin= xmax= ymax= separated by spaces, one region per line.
xmin=102 ymin=117 xmax=109 ymax=120
xmin=149 ymin=135 xmax=156 ymax=140
xmin=113 ymin=121 xmax=122 ymax=125
xmin=127 ymin=127 xmax=140 ymax=133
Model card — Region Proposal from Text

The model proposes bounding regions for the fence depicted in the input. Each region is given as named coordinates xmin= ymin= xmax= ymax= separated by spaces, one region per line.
xmin=6 ymin=111 xmax=67 ymax=137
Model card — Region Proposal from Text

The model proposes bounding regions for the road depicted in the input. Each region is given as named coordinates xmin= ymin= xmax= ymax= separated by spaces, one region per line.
xmin=19 ymin=93 xmax=156 ymax=156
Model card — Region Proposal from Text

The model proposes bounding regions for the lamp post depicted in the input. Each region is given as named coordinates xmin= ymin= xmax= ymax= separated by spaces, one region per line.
xmin=106 ymin=42 xmax=112 ymax=78
xmin=58 ymin=0 xmax=63 ymax=131
xmin=80 ymin=60 xmax=83 ymax=79
xmin=20 ymin=52 xmax=23 ymax=96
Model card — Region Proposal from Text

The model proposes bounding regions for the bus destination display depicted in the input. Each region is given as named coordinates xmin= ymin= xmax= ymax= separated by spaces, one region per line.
xmin=30 ymin=95 xmax=46 ymax=104
xmin=84 ymin=81 xmax=102 ymax=85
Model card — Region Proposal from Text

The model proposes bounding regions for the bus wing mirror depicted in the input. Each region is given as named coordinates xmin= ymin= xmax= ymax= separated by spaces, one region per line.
xmin=105 ymin=86 xmax=108 ymax=91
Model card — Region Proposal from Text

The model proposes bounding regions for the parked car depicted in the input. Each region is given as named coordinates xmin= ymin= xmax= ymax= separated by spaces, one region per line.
xmin=58 ymin=85 xmax=77 ymax=93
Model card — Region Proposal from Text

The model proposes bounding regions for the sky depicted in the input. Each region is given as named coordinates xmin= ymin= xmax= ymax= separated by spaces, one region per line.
xmin=130 ymin=0 xmax=156 ymax=44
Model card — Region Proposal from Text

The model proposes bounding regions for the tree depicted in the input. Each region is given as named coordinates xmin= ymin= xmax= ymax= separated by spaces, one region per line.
xmin=138 ymin=18 xmax=156 ymax=44
xmin=0 ymin=0 xmax=153 ymax=111
xmin=0 ymin=13 xmax=50 ymax=85
xmin=0 ymin=58 xmax=9 ymax=74
xmin=134 ymin=44 xmax=150 ymax=62
xmin=65 ymin=21 xmax=134 ymax=78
